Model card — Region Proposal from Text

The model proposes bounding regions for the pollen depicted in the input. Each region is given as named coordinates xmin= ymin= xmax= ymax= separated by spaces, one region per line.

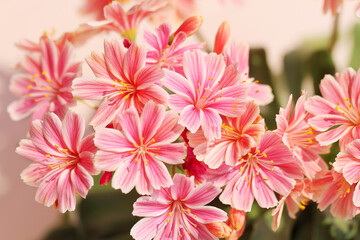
xmin=187 ymin=208 xmax=191 ymax=213
xmin=270 ymin=160 xmax=274 ymax=163
xmin=257 ymin=150 xmax=260 ymax=153
xmin=223 ymin=125 xmax=233 ymax=131
xmin=45 ymin=154 xmax=50 ymax=157
xmin=27 ymin=85 xmax=32 ymax=88
xmin=59 ymin=165 xmax=62 ymax=169
xmin=194 ymin=214 xmax=197 ymax=218
xmin=54 ymin=145 xmax=59 ymax=149
xmin=195 ymin=89 xmax=200 ymax=92
xmin=46 ymin=79 xmax=52 ymax=82
xmin=263 ymin=153 xmax=267 ymax=158
xmin=46 ymin=87 xmax=51 ymax=90
xmin=135 ymin=158 xmax=139 ymax=162
xmin=166 ymin=219 xmax=169 ymax=223
xmin=239 ymin=166 xmax=243 ymax=171
xmin=34 ymin=73 xmax=39 ymax=77
xmin=248 ymin=153 xmax=252 ymax=156
xmin=209 ymin=77 xmax=213 ymax=80
xmin=125 ymin=94 xmax=130 ymax=99
xmin=264 ymin=178 xmax=269 ymax=181
xmin=271 ymin=168 xmax=274 ymax=171
xmin=299 ymin=205 xmax=306 ymax=210
xmin=169 ymin=212 xmax=172 ymax=217
xmin=66 ymin=162 xmax=69 ymax=165
xmin=152 ymin=138 xmax=155 ymax=142
xmin=41 ymin=71 xmax=47 ymax=75
xmin=62 ymin=149 xmax=68 ymax=152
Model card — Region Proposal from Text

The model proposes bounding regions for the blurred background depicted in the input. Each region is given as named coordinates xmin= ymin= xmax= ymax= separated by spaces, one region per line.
xmin=1 ymin=0 xmax=360 ymax=239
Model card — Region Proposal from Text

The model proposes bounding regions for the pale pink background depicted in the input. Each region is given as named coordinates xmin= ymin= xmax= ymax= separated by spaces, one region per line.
xmin=0 ymin=0 xmax=359 ymax=239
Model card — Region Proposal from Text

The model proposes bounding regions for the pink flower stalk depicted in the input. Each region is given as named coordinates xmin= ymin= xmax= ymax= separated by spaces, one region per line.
xmin=323 ymin=0 xmax=343 ymax=15
xmin=8 ymin=37 xmax=80 ymax=121
xmin=276 ymin=94 xmax=329 ymax=179
xmin=130 ymin=174 xmax=227 ymax=240
xmin=305 ymin=68 xmax=360 ymax=150
xmin=333 ymin=139 xmax=360 ymax=207
xmin=144 ymin=23 xmax=204 ymax=71
xmin=73 ymin=40 xmax=168 ymax=128
xmin=272 ymin=179 xmax=312 ymax=231
xmin=103 ymin=0 xmax=168 ymax=41
xmin=214 ymin=21 xmax=231 ymax=55
xmin=17 ymin=112 xmax=99 ymax=213
xmin=219 ymin=131 xmax=302 ymax=212
xmin=94 ymin=101 xmax=186 ymax=195
xmin=224 ymin=41 xmax=274 ymax=106
xmin=311 ymin=170 xmax=360 ymax=220
xmin=163 ymin=50 xmax=248 ymax=141
xmin=188 ymin=101 xmax=265 ymax=169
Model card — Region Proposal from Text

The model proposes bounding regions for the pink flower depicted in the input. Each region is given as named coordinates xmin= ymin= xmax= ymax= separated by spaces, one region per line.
xmin=276 ymin=94 xmax=329 ymax=179
xmin=163 ymin=50 xmax=248 ymax=141
xmin=145 ymin=23 xmax=204 ymax=71
xmin=224 ymin=41 xmax=274 ymax=106
xmin=130 ymin=174 xmax=227 ymax=240
xmin=219 ymin=131 xmax=302 ymax=212
xmin=73 ymin=40 xmax=168 ymax=128
xmin=272 ymin=179 xmax=312 ymax=231
xmin=323 ymin=0 xmax=343 ymax=15
xmin=305 ymin=68 xmax=360 ymax=150
xmin=17 ymin=112 xmax=99 ymax=213
xmin=103 ymin=0 xmax=168 ymax=41
xmin=333 ymin=139 xmax=360 ymax=207
xmin=8 ymin=37 xmax=80 ymax=121
xmin=172 ymin=15 xmax=204 ymax=38
xmin=311 ymin=170 xmax=360 ymax=220
xmin=81 ymin=0 xmax=113 ymax=20
xmin=94 ymin=101 xmax=186 ymax=195
xmin=188 ymin=101 xmax=265 ymax=169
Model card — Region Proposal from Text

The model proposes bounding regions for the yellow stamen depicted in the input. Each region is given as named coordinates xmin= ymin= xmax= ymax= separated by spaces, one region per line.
xmin=299 ymin=205 xmax=306 ymax=210
xmin=263 ymin=153 xmax=267 ymax=158
xmin=41 ymin=71 xmax=47 ymax=75
xmin=45 ymin=154 xmax=50 ymax=157
xmin=62 ymin=149 xmax=68 ymax=152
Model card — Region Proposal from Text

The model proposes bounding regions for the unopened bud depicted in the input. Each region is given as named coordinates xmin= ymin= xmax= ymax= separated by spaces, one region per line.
xmin=206 ymin=222 xmax=232 ymax=238
xmin=99 ymin=171 xmax=113 ymax=185
xmin=214 ymin=21 xmax=231 ymax=54
xmin=170 ymin=16 xmax=204 ymax=43
xmin=229 ymin=208 xmax=246 ymax=231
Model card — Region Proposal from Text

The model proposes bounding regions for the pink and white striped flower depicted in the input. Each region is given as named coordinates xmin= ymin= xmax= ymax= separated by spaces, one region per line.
xmin=188 ymin=101 xmax=265 ymax=169
xmin=130 ymin=174 xmax=227 ymax=240
xmin=104 ymin=0 xmax=168 ymax=41
xmin=8 ymin=37 xmax=80 ymax=121
xmin=311 ymin=170 xmax=360 ymax=220
xmin=94 ymin=101 xmax=186 ymax=195
xmin=163 ymin=50 xmax=248 ymax=141
xmin=219 ymin=131 xmax=302 ymax=212
xmin=224 ymin=41 xmax=274 ymax=106
xmin=276 ymin=94 xmax=329 ymax=179
xmin=145 ymin=23 xmax=204 ymax=71
xmin=305 ymin=68 xmax=360 ymax=150
xmin=73 ymin=40 xmax=168 ymax=128
xmin=272 ymin=179 xmax=312 ymax=231
xmin=18 ymin=112 xmax=99 ymax=213
xmin=333 ymin=139 xmax=360 ymax=207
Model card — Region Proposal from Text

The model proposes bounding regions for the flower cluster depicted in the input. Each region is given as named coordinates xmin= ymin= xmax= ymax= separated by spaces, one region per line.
xmin=10 ymin=0 xmax=360 ymax=239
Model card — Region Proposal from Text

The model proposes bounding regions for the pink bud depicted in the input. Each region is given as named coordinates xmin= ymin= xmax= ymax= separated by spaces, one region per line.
xmin=229 ymin=208 xmax=246 ymax=231
xmin=206 ymin=222 xmax=232 ymax=238
xmin=170 ymin=16 xmax=204 ymax=43
xmin=214 ymin=21 xmax=231 ymax=54
xmin=99 ymin=171 xmax=113 ymax=185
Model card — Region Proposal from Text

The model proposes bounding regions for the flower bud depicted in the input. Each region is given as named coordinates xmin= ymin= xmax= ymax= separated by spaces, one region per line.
xmin=170 ymin=16 xmax=204 ymax=43
xmin=229 ymin=208 xmax=246 ymax=231
xmin=214 ymin=21 xmax=231 ymax=54
xmin=206 ymin=222 xmax=232 ymax=238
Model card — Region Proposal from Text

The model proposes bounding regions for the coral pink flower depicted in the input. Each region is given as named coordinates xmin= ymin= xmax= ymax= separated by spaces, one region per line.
xmin=163 ymin=50 xmax=248 ymax=141
xmin=305 ymin=68 xmax=360 ymax=150
xmin=311 ymin=170 xmax=360 ymax=220
xmin=272 ymin=179 xmax=312 ymax=231
xmin=172 ymin=15 xmax=204 ymax=39
xmin=145 ymin=23 xmax=204 ymax=71
xmin=333 ymin=139 xmax=360 ymax=207
xmin=94 ymin=101 xmax=186 ymax=195
xmin=224 ymin=41 xmax=274 ymax=106
xmin=8 ymin=37 xmax=80 ymax=121
xmin=219 ymin=131 xmax=302 ymax=212
xmin=130 ymin=174 xmax=227 ymax=240
xmin=73 ymin=40 xmax=168 ymax=128
xmin=81 ymin=0 xmax=114 ymax=20
xmin=276 ymin=94 xmax=329 ymax=179
xmin=188 ymin=101 xmax=265 ymax=169
xmin=17 ymin=112 xmax=99 ymax=213
xmin=323 ymin=0 xmax=343 ymax=15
